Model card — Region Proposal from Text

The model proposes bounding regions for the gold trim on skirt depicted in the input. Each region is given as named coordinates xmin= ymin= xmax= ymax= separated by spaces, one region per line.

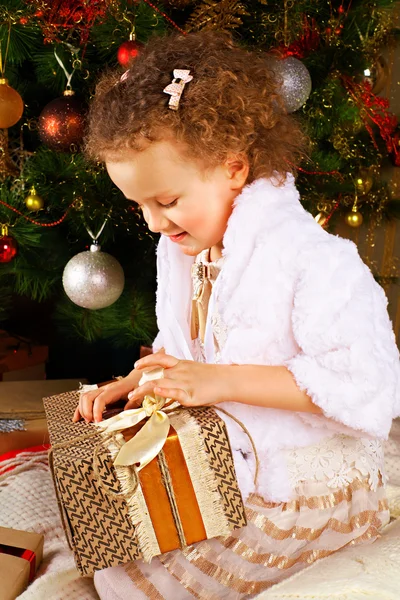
xmin=97 ymin=475 xmax=390 ymax=600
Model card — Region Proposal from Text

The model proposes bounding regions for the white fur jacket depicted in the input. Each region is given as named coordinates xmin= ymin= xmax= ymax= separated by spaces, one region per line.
xmin=152 ymin=176 xmax=400 ymax=502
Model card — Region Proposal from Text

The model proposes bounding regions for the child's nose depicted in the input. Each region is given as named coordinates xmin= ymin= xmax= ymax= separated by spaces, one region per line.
xmin=146 ymin=210 xmax=169 ymax=234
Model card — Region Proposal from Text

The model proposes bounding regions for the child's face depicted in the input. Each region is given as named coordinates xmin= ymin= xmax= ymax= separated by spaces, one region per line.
xmin=106 ymin=140 xmax=247 ymax=258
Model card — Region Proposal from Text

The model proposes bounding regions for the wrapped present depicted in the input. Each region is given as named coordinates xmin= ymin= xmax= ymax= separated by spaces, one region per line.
xmin=44 ymin=379 xmax=247 ymax=576
xmin=0 ymin=527 xmax=44 ymax=600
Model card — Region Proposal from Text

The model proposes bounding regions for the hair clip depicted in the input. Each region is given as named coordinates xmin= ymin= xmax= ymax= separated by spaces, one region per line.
xmin=163 ymin=69 xmax=193 ymax=111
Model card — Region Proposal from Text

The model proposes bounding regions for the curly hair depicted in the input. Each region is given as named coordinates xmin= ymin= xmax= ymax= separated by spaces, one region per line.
xmin=85 ymin=31 xmax=307 ymax=183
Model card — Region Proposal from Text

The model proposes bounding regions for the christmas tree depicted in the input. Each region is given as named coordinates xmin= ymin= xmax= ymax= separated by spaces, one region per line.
xmin=0 ymin=0 xmax=399 ymax=378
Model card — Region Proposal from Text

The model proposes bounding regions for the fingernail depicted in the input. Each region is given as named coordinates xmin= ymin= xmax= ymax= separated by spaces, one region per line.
xmin=134 ymin=361 xmax=140 ymax=368
xmin=128 ymin=391 xmax=135 ymax=399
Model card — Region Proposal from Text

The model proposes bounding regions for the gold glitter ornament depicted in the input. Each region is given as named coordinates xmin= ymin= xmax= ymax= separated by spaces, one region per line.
xmin=25 ymin=186 xmax=44 ymax=211
xmin=345 ymin=205 xmax=363 ymax=228
xmin=355 ymin=170 xmax=373 ymax=195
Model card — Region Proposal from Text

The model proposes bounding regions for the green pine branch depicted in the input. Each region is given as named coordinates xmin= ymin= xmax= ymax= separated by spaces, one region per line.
xmin=53 ymin=285 xmax=157 ymax=347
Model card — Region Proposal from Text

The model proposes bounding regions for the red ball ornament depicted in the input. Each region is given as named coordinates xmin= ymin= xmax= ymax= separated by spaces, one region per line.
xmin=117 ymin=40 xmax=142 ymax=68
xmin=0 ymin=227 xmax=18 ymax=263
xmin=38 ymin=90 xmax=85 ymax=152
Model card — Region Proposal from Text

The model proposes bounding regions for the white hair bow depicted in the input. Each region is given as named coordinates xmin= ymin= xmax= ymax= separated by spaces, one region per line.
xmin=163 ymin=69 xmax=193 ymax=111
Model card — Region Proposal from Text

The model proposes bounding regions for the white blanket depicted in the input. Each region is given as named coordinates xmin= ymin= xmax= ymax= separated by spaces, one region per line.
xmin=0 ymin=450 xmax=98 ymax=600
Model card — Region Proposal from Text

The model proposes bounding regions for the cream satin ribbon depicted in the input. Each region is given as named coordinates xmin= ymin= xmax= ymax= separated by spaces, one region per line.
xmin=95 ymin=367 xmax=173 ymax=469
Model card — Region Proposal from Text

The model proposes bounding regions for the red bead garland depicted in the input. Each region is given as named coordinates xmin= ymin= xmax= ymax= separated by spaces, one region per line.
xmin=0 ymin=199 xmax=73 ymax=227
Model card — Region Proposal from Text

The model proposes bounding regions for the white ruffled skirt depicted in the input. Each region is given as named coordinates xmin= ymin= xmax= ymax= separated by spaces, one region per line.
xmin=94 ymin=435 xmax=389 ymax=599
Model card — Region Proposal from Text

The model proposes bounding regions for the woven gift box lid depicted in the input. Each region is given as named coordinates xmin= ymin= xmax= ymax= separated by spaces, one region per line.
xmin=44 ymin=390 xmax=246 ymax=575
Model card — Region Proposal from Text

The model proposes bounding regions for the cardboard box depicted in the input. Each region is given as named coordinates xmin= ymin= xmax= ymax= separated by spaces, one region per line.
xmin=0 ymin=527 xmax=44 ymax=600
xmin=44 ymin=390 xmax=246 ymax=575
xmin=0 ymin=379 xmax=86 ymax=455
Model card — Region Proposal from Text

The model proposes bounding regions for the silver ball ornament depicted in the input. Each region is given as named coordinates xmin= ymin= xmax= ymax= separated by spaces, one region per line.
xmin=274 ymin=57 xmax=312 ymax=113
xmin=62 ymin=244 xmax=125 ymax=309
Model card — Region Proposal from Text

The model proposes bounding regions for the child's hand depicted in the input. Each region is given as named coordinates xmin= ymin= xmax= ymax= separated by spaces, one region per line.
xmin=73 ymin=373 xmax=141 ymax=423
xmin=128 ymin=351 xmax=229 ymax=408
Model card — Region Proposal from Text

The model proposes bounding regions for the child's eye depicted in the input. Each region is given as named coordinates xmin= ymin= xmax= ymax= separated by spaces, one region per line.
xmin=163 ymin=199 xmax=178 ymax=209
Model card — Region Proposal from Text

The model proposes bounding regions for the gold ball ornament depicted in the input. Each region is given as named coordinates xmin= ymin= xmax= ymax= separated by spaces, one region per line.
xmin=345 ymin=207 xmax=363 ymax=228
xmin=0 ymin=78 xmax=24 ymax=129
xmin=355 ymin=170 xmax=373 ymax=195
xmin=25 ymin=186 xmax=44 ymax=211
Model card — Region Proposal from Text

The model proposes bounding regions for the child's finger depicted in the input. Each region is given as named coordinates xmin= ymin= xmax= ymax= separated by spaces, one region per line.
xmin=134 ymin=352 xmax=179 ymax=370
xmin=154 ymin=386 xmax=187 ymax=405
xmin=93 ymin=395 xmax=107 ymax=423
xmin=80 ymin=392 xmax=96 ymax=422
xmin=72 ymin=406 xmax=81 ymax=423
xmin=127 ymin=381 xmax=159 ymax=401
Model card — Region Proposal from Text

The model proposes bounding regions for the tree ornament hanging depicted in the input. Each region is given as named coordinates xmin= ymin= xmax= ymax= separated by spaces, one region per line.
xmin=38 ymin=90 xmax=85 ymax=152
xmin=117 ymin=38 xmax=142 ymax=68
xmin=38 ymin=49 xmax=85 ymax=152
xmin=0 ymin=224 xmax=18 ymax=263
xmin=272 ymin=57 xmax=312 ymax=113
xmin=345 ymin=197 xmax=363 ymax=228
xmin=25 ymin=186 xmax=44 ymax=211
xmin=355 ymin=169 xmax=373 ymax=195
xmin=0 ymin=78 xmax=24 ymax=129
xmin=62 ymin=218 xmax=125 ymax=310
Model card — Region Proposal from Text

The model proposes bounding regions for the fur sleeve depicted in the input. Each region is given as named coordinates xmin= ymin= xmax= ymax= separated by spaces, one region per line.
xmin=152 ymin=331 xmax=164 ymax=353
xmin=286 ymin=235 xmax=400 ymax=439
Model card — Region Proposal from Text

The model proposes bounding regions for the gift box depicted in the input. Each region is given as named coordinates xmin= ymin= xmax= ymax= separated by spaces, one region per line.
xmin=0 ymin=527 xmax=44 ymax=600
xmin=44 ymin=389 xmax=246 ymax=576
xmin=0 ymin=379 xmax=86 ymax=455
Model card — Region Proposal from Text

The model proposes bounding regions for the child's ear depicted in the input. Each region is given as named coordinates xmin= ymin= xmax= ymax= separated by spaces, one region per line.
xmin=225 ymin=154 xmax=249 ymax=190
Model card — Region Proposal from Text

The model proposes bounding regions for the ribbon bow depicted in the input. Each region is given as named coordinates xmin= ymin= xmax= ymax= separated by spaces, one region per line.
xmin=95 ymin=368 xmax=172 ymax=469
xmin=163 ymin=69 xmax=193 ymax=111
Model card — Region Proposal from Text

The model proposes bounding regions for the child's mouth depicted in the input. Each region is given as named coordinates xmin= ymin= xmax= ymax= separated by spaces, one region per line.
xmin=169 ymin=232 xmax=187 ymax=243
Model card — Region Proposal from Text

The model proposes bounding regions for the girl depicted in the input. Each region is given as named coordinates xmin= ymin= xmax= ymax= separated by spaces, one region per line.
xmin=75 ymin=31 xmax=400 ymax=599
